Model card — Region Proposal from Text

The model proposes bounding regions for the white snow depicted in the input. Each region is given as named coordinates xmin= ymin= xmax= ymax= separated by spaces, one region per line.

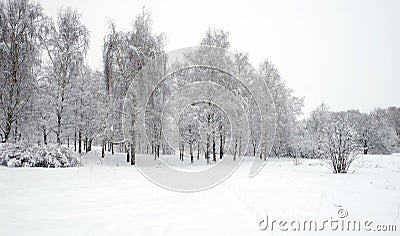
xmin=0 ymin=148 xmax=399 ymax=235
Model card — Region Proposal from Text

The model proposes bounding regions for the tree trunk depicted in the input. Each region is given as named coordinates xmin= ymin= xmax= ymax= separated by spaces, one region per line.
xmin=264 ymin=147 xmax=268 ymax=161
xmin=154 ymin=144 xmax=158 ymax=160
xmin=88 ymin=139 xmax=92 ymax=152
xmin=206 ymin=133 xmax=210 ymax=164
xmin=212 ymin=135 xmax=216 ymax=162
xmin=78 ymin=130 xmax=82 ymax=154
xmin=363 ymin=140 xmax=368 ymax=154
xmin=238 ymin=135 xmax=242 ymax=158
xmin=14 ymin=121 xmax=19 ymax=142
xmin=220 ymin=132 xmax=224 ymax=160
xmin=101 ymin=141 xmax=105 ymax=158
xmin=190 ymin=143 xmax=193 ymax=164
xmin=43 ymin=127 xmax=48 ymax=145
xmin=3 ymin=113 xmax=12 ymax=142
xmin=130 ymin=142 xmax=135 ymax=165
xmin=126 ymin=144 xmax=130 ymax=163
xmin=83 ymin=137 xmax=86 ymax=152
xmin=180 ymin=143 xmax=184 ymax=161
xmin=56 ymin=114 xmax=62 ymax=145
xmin=197 ymin=141 xmax=200 ymax=160
xmin=180 ymin=141 xmax=184 ymax=161
xmin=233 ymin=137 xmax=238 ymax=161
xmin=74 ymin=129 xmax=77 ymax=151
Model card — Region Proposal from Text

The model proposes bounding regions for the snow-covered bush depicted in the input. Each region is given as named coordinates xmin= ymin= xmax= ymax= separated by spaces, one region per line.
xmin=0 ymin=143 xmax=82 ymax=168
xmin=323 ymin=112 xmax=361 ymax=174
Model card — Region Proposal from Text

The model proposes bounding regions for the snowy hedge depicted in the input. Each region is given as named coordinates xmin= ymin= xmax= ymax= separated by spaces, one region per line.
xmin=0 ymin=143 xmax=82 ymax=168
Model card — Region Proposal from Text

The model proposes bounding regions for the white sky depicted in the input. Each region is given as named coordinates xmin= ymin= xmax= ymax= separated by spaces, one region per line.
xmin=39 ymin=0 xmax=400 ymax=116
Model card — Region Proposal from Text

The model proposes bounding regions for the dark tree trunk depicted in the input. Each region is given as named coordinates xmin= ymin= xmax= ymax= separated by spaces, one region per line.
xmin=180 ymin=143 xmax=184 ymax=161
xmin=56 ymin=114 xmax=61 ymax=145
xmin=179 ymin=141 xmax=184 ymax=161
xmin=197 ymin=141 xmax=200 ymax=160
xmin=78 ymin=130 xmax=82 ymax=154
xmin=87 ymin=139 xmax=92 ymax=152
xmin=83 ymin=136 xmax=87 ymax=152
xmin=43 ymin=127 xmax=48 ymax=145
xmin=14 ymin=121 xmax=19 ymax=142
xmin=220 ymin=132 xmax=224 ymax=160
xmin=233 ymin=137 xmax=238 ymax=161
xmin=363 ymin=140 xmax=368 ymax=154
xmin=238 ymin=135 xmax=242 ymax=158
xmin=126 ymin=143 xmax=130 ymax=163
xmin=130 ymin=142 xmax=135 ymax=165
xmin=74 ymin=129 xmax=77 ymax=151
xmin=101 ymin=141 xmax=105 ymax=158
xmin=206 ymin=133 xmax=210 ymax=164
xmin=212 ymin=135 xmax=216 ymax=162
xmin=154 ymin=144 xmax=158 ymax=160
xmin=4 ymin=113 xmax=12 ymax=142
xmin=264 ymin=147 xmax=268 ymax=161
xmin=190 ymin=143 xmax=193 ymax=164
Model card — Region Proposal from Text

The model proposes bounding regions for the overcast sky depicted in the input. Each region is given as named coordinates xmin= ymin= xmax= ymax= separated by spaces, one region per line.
xmin=39 ymin=0 xmax=400 ymax=116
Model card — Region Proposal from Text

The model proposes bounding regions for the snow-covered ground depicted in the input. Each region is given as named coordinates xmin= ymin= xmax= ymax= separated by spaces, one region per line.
xmin=0 ymin=148 xmax=399 ymax=235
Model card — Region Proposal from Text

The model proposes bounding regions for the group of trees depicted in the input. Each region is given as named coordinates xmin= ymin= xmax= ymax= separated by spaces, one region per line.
xmin=102 ymin=8 xmax=165 ymax=164
xmin=292 ymin=104 xmax=400 ymax=173
xmin=1 ymin=0 xmax=399 ymax=172
xmin=0 ymin=0 xmax=103 ymax=153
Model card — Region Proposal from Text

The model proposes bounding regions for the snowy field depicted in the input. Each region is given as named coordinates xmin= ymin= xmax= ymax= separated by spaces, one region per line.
xmin=0 ymin=148 xmax=399 ymax=235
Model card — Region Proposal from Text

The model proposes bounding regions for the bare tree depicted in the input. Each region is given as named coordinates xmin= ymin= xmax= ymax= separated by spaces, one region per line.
xmin=259 ymin=59 xmax=303 ymax=158
xmin=41 ymin=7 xmax=89 ymax=145
xmin=0 ymin=0 xmax=45 ymax=142
xmin=103 ymin=8 xmax=165 ymax=164
xmin=201 ymin=27 xmax=230 ymax=49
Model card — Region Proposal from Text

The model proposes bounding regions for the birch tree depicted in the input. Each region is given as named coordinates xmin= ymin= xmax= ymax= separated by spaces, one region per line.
xmin=0 ymin=0 xmax=45 ymax=142
xmin=259 ymin=59 xmax=303 ymax=158
xmin=41 ymin=7 xmax=89 ymax=145
xmin=103 ymin=8 xmax=165 ymax=164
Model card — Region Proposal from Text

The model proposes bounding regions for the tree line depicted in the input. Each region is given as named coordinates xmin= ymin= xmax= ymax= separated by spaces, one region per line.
xmin=1 ymin=0 xmax=399 ymax=172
